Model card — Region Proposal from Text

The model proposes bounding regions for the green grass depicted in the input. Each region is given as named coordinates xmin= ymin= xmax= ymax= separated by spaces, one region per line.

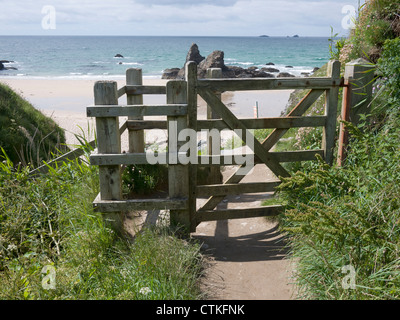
xmin=274 ymin=30 xmax=400 ymax=299
xmin=0 ymin=145 xmax=204 ymax=300
xmin=0 ymin=82 xmax=67 ymax=167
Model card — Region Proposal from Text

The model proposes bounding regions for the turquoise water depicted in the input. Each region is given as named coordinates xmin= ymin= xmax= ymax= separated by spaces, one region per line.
xmin=0 ymin=36 xmax=331 ymax=79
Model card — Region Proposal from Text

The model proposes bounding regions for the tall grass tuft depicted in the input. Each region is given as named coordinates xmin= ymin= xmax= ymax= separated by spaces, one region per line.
xmin=0 ymin=134 xmax=204 ymax=300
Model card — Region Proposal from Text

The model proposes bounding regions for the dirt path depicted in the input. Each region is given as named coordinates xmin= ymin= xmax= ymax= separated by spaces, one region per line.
xmin=192 ymin=164 xmax=295 ymax=300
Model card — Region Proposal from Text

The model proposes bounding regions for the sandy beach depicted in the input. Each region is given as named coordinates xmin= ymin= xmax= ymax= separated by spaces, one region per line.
xmin=0 ymin=77 xmax=293 ymax=150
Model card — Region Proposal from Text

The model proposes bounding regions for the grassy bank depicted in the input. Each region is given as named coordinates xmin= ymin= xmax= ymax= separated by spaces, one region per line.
xmin=0 ymin=125 xmax=204 ymax=299
xmin=275 ymin=0 xmax=400 ymax=299
xmin=0 ymin=82 xmax=67 ymax=167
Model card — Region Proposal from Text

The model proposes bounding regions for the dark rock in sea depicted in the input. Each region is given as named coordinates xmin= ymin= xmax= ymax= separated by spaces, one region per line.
xmin=266 ymin=62 xmax=275 ymax=66
xmin=301 ymin=72 xmax=310 ymax=77
xmin=261 ymin=67 xmax=280 ymax=73
xmin=293 ymin=35 xmax=299 ymax=38
xmin=199 ymin=50 xmax=225 ymax=71
xmin=259 ymin=35 xmax=269 ymax=37
xmin=114 ymin=54 xmax=124 ymax=58
xmin=0 ymin=62 xmax=4 ymax=70
xmin=251 ymin=70 xmax=274 ymax=78
xmin=285 ymin=66 xmax=293 ymax=68
xmin=186 ymin=43 xmax=205 ymax=65
xmin=166 ymin=44 xmax=282 ymax=79
xmin=312 ymin=67 xmax=320 ymax=73
xmin=162 ymin=68 xmax=180 ymax=79
xmin=277 ymin=72 xmax=295 ymax=78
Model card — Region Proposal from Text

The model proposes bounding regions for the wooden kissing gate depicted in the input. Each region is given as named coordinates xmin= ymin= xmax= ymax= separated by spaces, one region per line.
xmin=87 ymin=59 xmax=345 ymax=234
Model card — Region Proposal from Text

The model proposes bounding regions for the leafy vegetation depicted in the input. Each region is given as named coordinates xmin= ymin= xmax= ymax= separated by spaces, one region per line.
xmin=0 ymin=126 xmax=203 ymax=300
xmin=276 ymin=0 xmax=400 ymax=300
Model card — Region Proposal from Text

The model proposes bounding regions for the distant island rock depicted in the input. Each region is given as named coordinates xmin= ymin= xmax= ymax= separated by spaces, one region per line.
xmin=259 ymin=35 xmax=269 ymax=38
xmin=293 ymin=35 xmax=299 ymax=38
xmin=114 ymin=54 xmax=124 ymax=58
xmin=162 ymin=43 xmax=298 ymax=79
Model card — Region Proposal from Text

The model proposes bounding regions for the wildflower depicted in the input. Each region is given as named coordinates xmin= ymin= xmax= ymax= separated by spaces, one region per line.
xmin=7 ymin=244 xmax=17 ymax=251
xmin=139 ymin=287 xmax=152 ymax=295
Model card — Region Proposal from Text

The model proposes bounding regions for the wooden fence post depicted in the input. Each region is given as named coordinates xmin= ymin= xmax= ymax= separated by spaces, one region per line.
xmin=94 ymin=81 xmax=124 ymax=236
xmin=322 ymin=60 xmax=341 ymax=166
xmin=186 ymin=61 xmax=198 ymax=232
xmin=167 ymin=80 xmax=191 ymax=231
xmin=206 ymin=68 xmax=223 ymax=185
xmin=126 ymin=68 xmax=145 ymax=153
xmin=337 ymin=58 xmax=374 ymax=166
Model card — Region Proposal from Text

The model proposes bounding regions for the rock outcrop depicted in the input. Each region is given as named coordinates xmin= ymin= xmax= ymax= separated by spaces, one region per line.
xmin=161 ymin=44 xmax=299 ymax=79
xmin=162 ymin=68 xmax=180 ymax=79
xmin=0 ymin=60 xmax=17 ymax=71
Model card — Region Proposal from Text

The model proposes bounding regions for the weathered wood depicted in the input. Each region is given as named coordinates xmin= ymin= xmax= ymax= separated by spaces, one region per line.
xmin=186 ymin=62 xmax=199 ymax=233
xmin=126 ymin=120 xmax=168 ymax=131
xmin=87 ymin=104 xmax=188 ymax=117
xmin=93 ymin=81 xmax=124 ymax=235
xmin=197 ymin=77 xmax=340 ymax=92
xmin=126 ymin=116 xmax=327 ymax=131
xmin=91 ymin=152 xmax=185 ymax=166
xmin=322 ymin=60 xmax=341 ymax=165
xmin=268 ymin=149 xmax=324 ymax=162
xmin=126 ymin=69 xmax=145 ymax=154
xmin=90 ymin=149 xmax=323 ymax=166
xmin=199 ymin=116 xmax=326 ymax=130
xmin=198 ymin=149 xmax=323 ymax=165
xmin=338 ymin=58 xmax=374 ymax=166
xmin=197 ymin=88 xmax=325 ymax=212
xmin=93 ymin=193 xmax=187 ymax=212
xmin=167 ymin=80 xmax=191 ymax=231
xmin=206 ymin=68 xmax=223 ymax=186
xmin=196 ymin=206 xmax=283 ymax=223
xmin=30 ymin=123 xmax=127 ymax=177
xmin=117 ymin=86 xmax=126 ymax=98
xmin=196 ymin=181 xmax=281 ymax=197
xmin=125 ymin=85 xmax=167 ymax=95
xmin=29 ymin=140 xmax=95 ymax=176
xmin=261 ymin=89 xmax=325 ymax=152
xmin=198 ymin=87 xmax=290 ymax=179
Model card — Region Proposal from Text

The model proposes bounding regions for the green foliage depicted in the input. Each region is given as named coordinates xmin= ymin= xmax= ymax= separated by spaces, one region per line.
xmin=275 ymin=2 xmax=400 ymax=299
xmin=328 ymin=27 xmax=347 ymax=60
xmin=278 ymin=119 xmax=400 ymax=299
xmin=377 ymin=38 xmax=400 ymax=102
xmin=364 ymin=19 xmax=394 ymax=47
xmin=122 ymin=164 xmax=168 ymax=195
xmin=340 ymin=0 xmax=399 ymax=64
xmin=0 ymin=146 xmax=203 ymax=300
xmin=0 ymin=83 xmax=67 ymax=167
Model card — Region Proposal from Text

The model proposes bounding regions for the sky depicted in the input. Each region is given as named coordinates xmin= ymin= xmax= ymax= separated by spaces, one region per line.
xmin=0 ymin=0 xmax=365 ymax=37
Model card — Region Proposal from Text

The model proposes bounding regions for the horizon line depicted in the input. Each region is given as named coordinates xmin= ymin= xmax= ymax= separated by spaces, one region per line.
xmin=0 ymin=34 xmax=336 ymax=38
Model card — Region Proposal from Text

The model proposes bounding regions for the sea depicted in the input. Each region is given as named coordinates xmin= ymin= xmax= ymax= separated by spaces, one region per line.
xmin=0 ymin=36 xmax=331 ymax=79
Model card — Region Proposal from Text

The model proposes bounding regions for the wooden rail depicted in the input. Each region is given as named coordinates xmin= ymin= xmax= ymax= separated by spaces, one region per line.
xmin=84 ymin=61 xmax=343 ymax=234
xmin=26 ymin=59 xmax=371 ymax=236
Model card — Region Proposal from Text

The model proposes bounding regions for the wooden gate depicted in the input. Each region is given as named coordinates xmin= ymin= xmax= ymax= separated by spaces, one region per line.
xmin=87 ymin=60 xmax=341 ymax=234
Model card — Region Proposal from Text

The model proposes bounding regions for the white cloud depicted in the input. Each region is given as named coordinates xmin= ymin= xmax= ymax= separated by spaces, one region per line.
xmin=0 ymin=0 xmax=363 ymax=36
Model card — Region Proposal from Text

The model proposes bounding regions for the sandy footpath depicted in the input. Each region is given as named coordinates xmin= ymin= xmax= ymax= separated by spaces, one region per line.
xmin=1 ymin=76 xmax=295 ymax=300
